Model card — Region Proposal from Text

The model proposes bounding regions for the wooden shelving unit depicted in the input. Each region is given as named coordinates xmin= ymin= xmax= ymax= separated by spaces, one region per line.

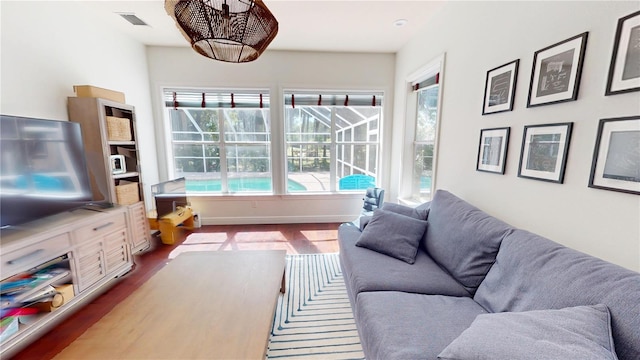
xmin=67 ymin=97 xmax=151 ymax=254
xmin=0 ymin=207 xmax=133 ymax=358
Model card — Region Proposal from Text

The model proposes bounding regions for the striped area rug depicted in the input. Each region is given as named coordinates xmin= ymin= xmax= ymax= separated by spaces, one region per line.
xmin=267 ymin=253 xmax=365 ymax=359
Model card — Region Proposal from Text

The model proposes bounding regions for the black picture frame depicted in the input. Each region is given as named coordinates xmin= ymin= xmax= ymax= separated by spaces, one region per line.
xmin=477 ymin=127 xmax=510 ymax=174
xmin=527 ymin=33 xmax=588 ymax=107
xmin=588 ymin=116 xmax=640 ymax=195
xmin=482 ymin=60 xmax=519 ymax=115
xmin=518 ymin=123 xmax=573 ymax=183
xmin=605 ymin=11 xmax=640 ymax=95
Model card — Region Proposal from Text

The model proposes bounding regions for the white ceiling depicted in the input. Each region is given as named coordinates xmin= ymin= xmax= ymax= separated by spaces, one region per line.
xmin=77 ymin=0 xmax=446 ymax=53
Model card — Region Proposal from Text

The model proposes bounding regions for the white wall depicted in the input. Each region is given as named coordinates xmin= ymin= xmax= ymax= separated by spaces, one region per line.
xmin=392 ymin=1 xmax=640 ymax=271
xmin=0 ymin=1 xmax=159 ymax=209
xmin=3 ymin=1 xmax=637 ymax=270
xmin=146 ymin=47 xmax=396 ymax=224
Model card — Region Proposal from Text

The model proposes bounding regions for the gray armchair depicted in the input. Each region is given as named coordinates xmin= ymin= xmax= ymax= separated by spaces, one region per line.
xmin=362 ymin=187 xmax=384 ymax=216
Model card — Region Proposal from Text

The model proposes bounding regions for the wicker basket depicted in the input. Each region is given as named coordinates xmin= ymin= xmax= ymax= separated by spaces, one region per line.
xmin=115 ymin=182 xmax=139 ymax=205
xmin=106 ymin=116 xmax=132 ymax=141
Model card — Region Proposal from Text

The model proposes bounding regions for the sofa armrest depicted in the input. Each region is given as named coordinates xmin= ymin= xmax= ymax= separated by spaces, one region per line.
xmin=359 ymin=215 xmax=372 ymax=230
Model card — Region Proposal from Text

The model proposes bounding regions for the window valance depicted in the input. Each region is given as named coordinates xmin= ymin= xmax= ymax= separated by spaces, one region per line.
xmin=412 ymin=73 xmax=439 ymax=91
xmin=284 ymin=91 xmax=383 ymax=107
xmin=163 ymin=89 xmax=270 ymax=109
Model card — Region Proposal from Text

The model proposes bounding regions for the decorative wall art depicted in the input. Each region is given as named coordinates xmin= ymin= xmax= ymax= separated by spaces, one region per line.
xmin=589 ymin=116 xmax=640 ymax=195
xmin=605 ymin=11 xmax=640 ymax=95
xmin=527 ymin=33 xmax=588 ymax=107
xmin=518 ymin=123 xmax=573 ymax=183
xmin=477 ymin=127 xmax=510 ymax=174
xmin=482 ymin=60 xmax=519 ymax=115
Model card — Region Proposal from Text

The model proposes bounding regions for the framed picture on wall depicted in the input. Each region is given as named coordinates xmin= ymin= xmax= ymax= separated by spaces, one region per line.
xmin=518 ymin=123 xmax=573 ymax=183
xmin=588 ymin=116 xmax=640 ymax=195
xmin=605 ymin=11 xmax=640 ymax=95
xmin=477 ymin=127 xmax=510 ymax=174
xmin=527 ymin=33 xmax=588 ymax=107
xmin=482 ymin=60 xmax=519 ymax=115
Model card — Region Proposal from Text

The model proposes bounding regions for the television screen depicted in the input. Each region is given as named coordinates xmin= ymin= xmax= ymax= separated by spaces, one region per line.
xmin=0 ymin=115 xmax=94 ymax=228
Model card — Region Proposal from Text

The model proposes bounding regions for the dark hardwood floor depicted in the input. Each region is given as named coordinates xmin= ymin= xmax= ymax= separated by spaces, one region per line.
xmin=10 ymin=223 xmax=341 ymax=360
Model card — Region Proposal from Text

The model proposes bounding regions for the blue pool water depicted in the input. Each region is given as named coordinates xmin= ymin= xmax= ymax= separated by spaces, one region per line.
xmin=186 ymin=178 xmax=306 ymax=192
xmin=421 ymin=176 xmax=432 ymax=190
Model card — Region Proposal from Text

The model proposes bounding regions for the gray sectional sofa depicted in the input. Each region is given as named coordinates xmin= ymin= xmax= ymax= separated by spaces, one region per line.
xmin=338 ymin=190 xmax=640 ymax=360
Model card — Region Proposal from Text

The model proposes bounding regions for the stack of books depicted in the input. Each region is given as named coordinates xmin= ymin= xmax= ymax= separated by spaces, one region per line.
xmin=0 ymin=255 xmax=73 ymax=341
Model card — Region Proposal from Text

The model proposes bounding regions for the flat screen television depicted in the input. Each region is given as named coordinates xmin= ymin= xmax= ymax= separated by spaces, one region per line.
xmin=0 ymin=114 xmax=95 ymax=228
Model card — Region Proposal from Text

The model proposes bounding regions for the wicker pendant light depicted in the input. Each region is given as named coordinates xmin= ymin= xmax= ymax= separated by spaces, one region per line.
xmin=165 ymin=0 xmax=278 ymax=63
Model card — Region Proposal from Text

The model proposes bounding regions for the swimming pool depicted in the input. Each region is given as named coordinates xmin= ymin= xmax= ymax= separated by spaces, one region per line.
xmin=186 ymin=178 xmax=307 ymax=192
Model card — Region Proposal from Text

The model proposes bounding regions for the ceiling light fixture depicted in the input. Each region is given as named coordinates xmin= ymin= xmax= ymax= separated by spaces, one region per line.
xmin=165 ymin=0 xmax=279 ymax=63
xmin=393 ymin=19 xmax=408 ymax=27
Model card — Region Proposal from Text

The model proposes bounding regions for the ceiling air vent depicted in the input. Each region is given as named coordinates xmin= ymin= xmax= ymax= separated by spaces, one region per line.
xmin=117 ymin=13 xmax=149 ymax=26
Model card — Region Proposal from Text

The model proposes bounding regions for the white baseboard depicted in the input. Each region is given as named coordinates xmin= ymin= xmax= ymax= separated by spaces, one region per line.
xmin=200 ymin=214 xmax=356 ymax=225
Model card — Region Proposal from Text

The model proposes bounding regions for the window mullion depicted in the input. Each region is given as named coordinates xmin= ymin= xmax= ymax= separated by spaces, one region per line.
xmin=330 ymin=109 xmax=337 ymax=192
xmin=366 ymin=120 xmax=370 ymax=175
xmin=218 ymin=108 xmax=228 ymax=193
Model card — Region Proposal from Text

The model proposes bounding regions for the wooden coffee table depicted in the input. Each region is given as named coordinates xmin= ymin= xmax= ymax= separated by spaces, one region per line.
xmin=54 ymin=250 xmax=286 ymax=359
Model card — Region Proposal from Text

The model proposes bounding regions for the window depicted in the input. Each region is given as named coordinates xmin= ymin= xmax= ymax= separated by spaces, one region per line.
xmin=413 ymin=79 xmax=439 ymax=199
xmin=284 ymin=92 xmax=383 ymax=193
xmin=163 ymin=89 xmax=271 ymax=193
xmin=402 ymin=54 xmax=444 ymax=203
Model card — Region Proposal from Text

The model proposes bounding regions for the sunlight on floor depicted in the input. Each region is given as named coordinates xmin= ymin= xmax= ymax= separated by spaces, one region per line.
xmin=181 ymin=232 xmax=229 ymax=244
xmin=235 ymin=231 xmax=287 ymax=242
xmin=166 ymin=226 xmax=340 ymax=259
xmin=300 ymin=230 xmax=338 ymax=241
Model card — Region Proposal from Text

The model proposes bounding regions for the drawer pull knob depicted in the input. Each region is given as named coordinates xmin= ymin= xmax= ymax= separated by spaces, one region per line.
xmin=7 ymin=249 xmax=45 ymax=265
xmin=93 ymin=222 xmax=114 ymax=231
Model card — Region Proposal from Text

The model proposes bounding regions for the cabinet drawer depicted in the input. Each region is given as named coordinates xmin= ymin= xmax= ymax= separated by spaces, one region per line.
xmin=105 ymin=244 xmax=128 ymax=273
xmin=73 ymin=213 xmax=126 ymax=244
xmin=104 ymin=229 xmax=128 ymax=253
xmin=75 ymin=241 xmax=102 ymax=258
xmin=128 ymin=202 xmax=150 ymax=249
xmin=129 ymin=201 xmax=146 ymax=219
xmin=104 ymin=230 xmax=129 ymax=272
xmin=76 ymin=249 xmax=105 ymax=292
xmin=1 ymin=233 xmax=71 ymax=278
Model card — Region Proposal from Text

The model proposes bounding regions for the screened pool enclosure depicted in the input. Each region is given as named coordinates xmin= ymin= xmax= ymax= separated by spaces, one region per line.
xmin=165 ymin=90 xmax=382 ymax=193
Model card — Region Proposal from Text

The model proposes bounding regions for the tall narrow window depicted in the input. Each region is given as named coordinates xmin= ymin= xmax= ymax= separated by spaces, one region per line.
xmin=284 ymin=92 xmax=383 ymax=193
xmin=412 ymin=74 xmax=439 ymax=200
xmin=163 ymin=89 xmax=271 ymax=193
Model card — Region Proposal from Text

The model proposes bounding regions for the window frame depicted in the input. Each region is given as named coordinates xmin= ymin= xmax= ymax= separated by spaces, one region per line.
xmin=283 ymin=90 xmax=384 ymax=193
xmin=400 ymin=54 xmax=446 ymax=203
xmin=163 ymin=88 xmax=273 ymax=194
xmin=413 ymin=83 xmax=439 ymax=198
xmin=161 ymin=87 xmax=384 ymax=196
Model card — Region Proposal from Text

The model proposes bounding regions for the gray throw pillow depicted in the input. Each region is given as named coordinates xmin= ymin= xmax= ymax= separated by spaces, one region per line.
xmin=381 ymin=202 xmax=429 ymax=220
xmin=437 ymin=304 xmax=618 ymax=360
xmin=414 ymin=201 xmax=431 ymax=219
xmin=356 ymin=209 xmax=428 ymax=264
xmin=425 ymin=190 xmax=514 ymax=295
